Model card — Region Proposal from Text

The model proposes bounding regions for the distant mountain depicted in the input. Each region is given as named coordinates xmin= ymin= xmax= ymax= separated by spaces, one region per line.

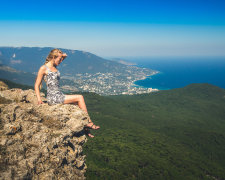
xmin=0 ymin=78 xmax=37 ymax=91
xmin=0 ymin=47 xmax=136 ymax=75
xmin=0 ymin=64 xmax=38 ymax=87
xmin=109 ymin=57 xmax=137 ymax=65
xmin=0 ymin=64 xmax=80 ymax=93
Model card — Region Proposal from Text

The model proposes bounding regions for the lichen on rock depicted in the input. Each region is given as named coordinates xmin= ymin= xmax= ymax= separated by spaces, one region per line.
xmin=0 ymin=82 xmax=89 ymax=180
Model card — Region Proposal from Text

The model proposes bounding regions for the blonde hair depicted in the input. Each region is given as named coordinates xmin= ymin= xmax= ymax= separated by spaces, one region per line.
xmin=44 ymin=48 xmax=63 ymax=65
xmin=36 ymin=48 xmax=63 ymax=90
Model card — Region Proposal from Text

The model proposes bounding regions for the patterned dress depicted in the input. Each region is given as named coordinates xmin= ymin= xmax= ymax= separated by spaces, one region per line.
xmin=44 ymin=65 xmax=65 ymax=105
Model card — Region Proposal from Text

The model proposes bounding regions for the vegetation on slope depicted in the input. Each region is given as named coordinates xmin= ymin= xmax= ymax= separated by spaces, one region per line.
xmin=82 ymin=83 xmax=225 ymax=180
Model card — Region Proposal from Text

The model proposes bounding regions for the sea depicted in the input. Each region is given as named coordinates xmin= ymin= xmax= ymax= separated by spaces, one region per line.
xmin=127 ymin=57 xmax=225 ymax=90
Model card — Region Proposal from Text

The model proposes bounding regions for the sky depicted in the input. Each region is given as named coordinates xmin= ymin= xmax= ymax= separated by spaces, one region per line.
xmin=0 ymin=0 xmax=225 ymax=58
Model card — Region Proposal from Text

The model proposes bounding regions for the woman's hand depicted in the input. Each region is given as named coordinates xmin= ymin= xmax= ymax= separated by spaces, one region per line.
xmin=38 ymin=100 xmax=44 ymax=105
xmin=61 ymin=53 xmax=67 ymax=61
xmin=62 ymin=53 xmax=67 ymax=59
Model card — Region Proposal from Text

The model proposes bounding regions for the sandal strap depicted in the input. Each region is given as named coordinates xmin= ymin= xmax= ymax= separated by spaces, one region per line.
xmin=88 ymin=122 xmax=94 ymax=127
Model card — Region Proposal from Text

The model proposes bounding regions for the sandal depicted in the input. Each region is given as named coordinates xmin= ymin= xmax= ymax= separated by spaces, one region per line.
xmin=85 ymin=122 xmax=100 ymax=130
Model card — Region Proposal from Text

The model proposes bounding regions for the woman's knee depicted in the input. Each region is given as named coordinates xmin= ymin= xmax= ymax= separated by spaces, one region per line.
xmin=78 ymin=94 xmax=84 ymax=100
xmin=73 ymin=94 xmax=84 ymax=102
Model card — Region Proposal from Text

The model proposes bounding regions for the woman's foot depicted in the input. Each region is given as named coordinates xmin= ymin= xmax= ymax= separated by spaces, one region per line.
xmin=84 ymin=127 xmax=94 ymax=138
xmin=87 ymin=133 xmax=94 ymax=138
xmin=85 ymin=122 xmax=100 ymax=130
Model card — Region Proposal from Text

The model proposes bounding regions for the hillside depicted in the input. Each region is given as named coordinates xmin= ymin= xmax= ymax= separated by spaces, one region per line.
xmin=82 ymin=83 xmax=225 ymax=179
xmin=0 ymin=64 xmax=77 ymax=92
xmin=0 ymin=46 xmax=146 ymax=75
xmin=0 ymin=64 xmax=38 ymax=87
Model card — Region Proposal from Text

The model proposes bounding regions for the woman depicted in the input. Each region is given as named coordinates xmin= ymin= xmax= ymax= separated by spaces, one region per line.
xmin=34 ymin=48 xmax=100 ymax=138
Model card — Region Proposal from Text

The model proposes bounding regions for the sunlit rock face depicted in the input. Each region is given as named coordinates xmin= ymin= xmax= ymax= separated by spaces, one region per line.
xmin=0 ymin=81 xmax=89 ymax=180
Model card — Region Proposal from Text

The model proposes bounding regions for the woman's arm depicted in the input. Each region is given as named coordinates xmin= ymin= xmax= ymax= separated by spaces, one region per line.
xmin=34 ymin=66 xmax=46 ymax=104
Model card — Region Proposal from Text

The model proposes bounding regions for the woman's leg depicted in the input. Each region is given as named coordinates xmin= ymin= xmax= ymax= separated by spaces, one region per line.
xmin=63 ymin=94 xmax=100 ymax=129
xmin=64 ymin=94 xmax=88 ymax=113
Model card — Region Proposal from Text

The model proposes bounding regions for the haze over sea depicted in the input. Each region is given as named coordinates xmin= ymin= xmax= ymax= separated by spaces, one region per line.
xmin=128 ymin=57 xmax=225 ymax=90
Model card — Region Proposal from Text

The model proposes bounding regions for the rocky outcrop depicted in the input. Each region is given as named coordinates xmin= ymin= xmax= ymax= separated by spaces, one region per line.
xmin=0 ymin=82 xmax=89 ymax=179
xmin=0 ymin=81 xmax=9 ymax=91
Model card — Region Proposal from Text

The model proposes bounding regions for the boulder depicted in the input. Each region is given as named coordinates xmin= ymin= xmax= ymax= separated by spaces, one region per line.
xmin=0 ymin=84 xmax=89 ymax=180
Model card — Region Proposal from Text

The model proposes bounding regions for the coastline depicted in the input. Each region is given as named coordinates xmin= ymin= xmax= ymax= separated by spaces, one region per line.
xmin=126 ymin=57 xmax=225 ymax=92
xmin=130 ymin=70 xmax=160 ymax=91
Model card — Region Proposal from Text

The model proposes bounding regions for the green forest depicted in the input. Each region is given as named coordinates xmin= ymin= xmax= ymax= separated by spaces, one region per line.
xmin=82 ymin=83 xmax=225 ymax=180
xmin=2 ymin=79 xmax=225 ymax=180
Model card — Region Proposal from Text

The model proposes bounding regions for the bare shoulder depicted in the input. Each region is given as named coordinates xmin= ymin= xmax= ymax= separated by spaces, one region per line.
xmin=40 ymin=65 xmax=47 ymax=70
xmin=38 ymin=65 xmax=47 ymax=75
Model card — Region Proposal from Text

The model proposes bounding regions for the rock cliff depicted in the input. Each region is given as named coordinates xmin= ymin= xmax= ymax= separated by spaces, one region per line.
xmin=0 ymin=81 xmax=89 ymax=179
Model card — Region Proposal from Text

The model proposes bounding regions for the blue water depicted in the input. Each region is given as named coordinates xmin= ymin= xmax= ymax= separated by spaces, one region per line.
xmin=128 ymin=57 xmax=225 ymax=90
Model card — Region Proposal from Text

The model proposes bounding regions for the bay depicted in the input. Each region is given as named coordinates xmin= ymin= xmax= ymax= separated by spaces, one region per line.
xmin=128 ymin=57 xmax=225 ymax=90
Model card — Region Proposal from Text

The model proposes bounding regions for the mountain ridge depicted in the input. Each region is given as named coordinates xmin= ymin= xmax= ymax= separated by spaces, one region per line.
xmin=0 ymin=46 xmax=131 ymax=74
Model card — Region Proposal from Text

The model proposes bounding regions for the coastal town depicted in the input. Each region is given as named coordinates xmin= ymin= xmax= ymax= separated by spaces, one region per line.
xmin=60 ymin=65 xmax=159 ymax=95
